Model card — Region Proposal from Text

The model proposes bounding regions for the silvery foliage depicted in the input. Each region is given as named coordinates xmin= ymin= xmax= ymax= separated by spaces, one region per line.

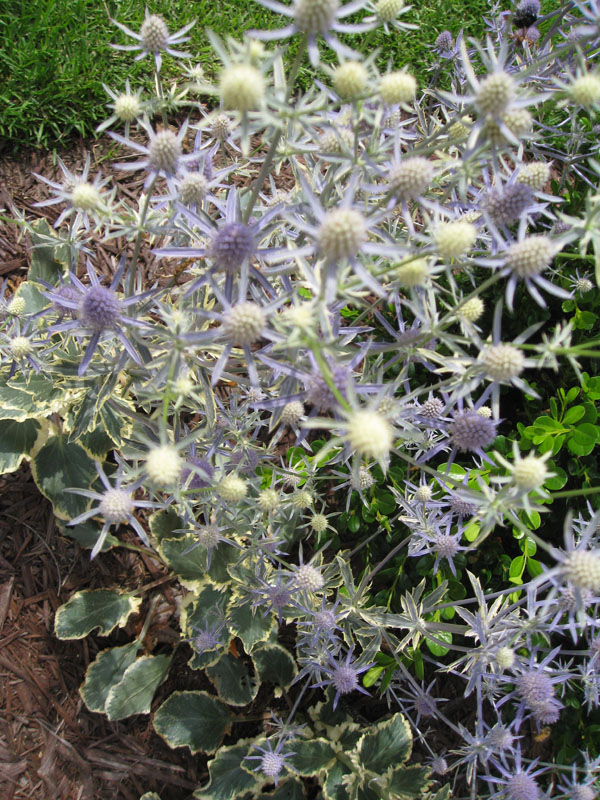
xmin=3 ymin=0 xmax=600 ymax=797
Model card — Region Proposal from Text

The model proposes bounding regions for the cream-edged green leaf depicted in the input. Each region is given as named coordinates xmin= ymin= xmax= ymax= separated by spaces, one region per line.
xmin=80 ymin=640 xmax=140 ymax=712
xmin=253 ymin=644 xmax=297 ymax=689
xmin=54 ymin=589 xmax=141 ymax=639
xmin=0 ymin=418 xmax=40 ymax=472
xmin=227 ymin=601 xmax=274 ymax=651
xmin=206 ymin=653 xmax=258 ymax=706
xmin=106 ymin=653 xmax=172 ymax=720
xmin=31 ymin=434 xmax=96 ymax=519
xmin=153 ymin=691 xmax=232 ymax=754
xmin=194 ymin=742 xmax=258 ymax=800
xmin=358 ymin=713 xmax=412 ymax=774
xmin=288 ymin=739 xmax=336 ymax=776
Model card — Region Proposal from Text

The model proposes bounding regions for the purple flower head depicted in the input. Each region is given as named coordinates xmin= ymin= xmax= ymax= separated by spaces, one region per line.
xmin=183 ymin=456 xmax=214 ymax=490
xmin=420 ymin=396 xmax=444 ymax=419
xmin=450 ymin=410 xmax=498 ymax=453
xmin=513 ymin=0 xmax=540 ymax=29
xmin=210 ymin=222 xmax=256 ymax=273
xmin=434 ymin=30 xmax=454 ymax=55
xmin=484 ymin=183 xmax=535 ymax=225
xmin=506 ymin=772 xmax=540 ymax=800
xmin=305 ymin=361 xmax=354 ymax=412
xmin=79 ymin=286 xmax=122 ymax=331
xmin=311 ymin=647 xmax=373 ymax=709
xmin=110 ymin=10 xmax=195 ymax=71
xmin=245 ymin=739 xmax=295 ymax=786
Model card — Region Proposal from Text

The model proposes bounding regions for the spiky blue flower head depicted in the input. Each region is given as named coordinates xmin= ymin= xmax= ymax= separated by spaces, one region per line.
xmin=516 ymin=671 xmax=556 ymax=707
xmin=210 ymin=222 xmax=255 ymax=273
xmin=450 ymin=410 xmax=498 ymax=452
xmin=305 ymin=363 xmax=353 ymax=411
xmin=184 ymin=456 xmax=214 ymax=490
xmin=506 ymin=772 xmax=540 ymax=800
xmin=52 ymin=285 xmax=81 ymax=316
xmin=79 ymin=286 xmax=122 ymax=331
xmin=484 ymin=183 xmax=534 ymax=225
xmin=434 ymin=30 xmax=454 ymax=54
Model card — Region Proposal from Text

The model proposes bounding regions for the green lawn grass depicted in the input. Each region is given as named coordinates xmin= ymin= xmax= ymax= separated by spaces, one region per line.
xmin=0 ymin=0 xmax=555 ymax=152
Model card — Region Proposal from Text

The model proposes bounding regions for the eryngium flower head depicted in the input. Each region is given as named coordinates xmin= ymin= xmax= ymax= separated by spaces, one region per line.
xmin=220 ymin=64 xmax=265 ymax=111
xmin=98 ymin=488 xmax=134 ymax=523
xmin=518 ymin=161 xmax=550 ymax=191
xmin=217 ymin=474 xmax=248 ymax=502
xmin=140 ymin=15 xmax=169 ymax=51
xmin=479 ymin=344 xmax=525 ymax=381
xmin=210 ymin=223 xmax=255 ymax=272
xmin=222 ymin=302 xmax=266 ymax=345
xmin=514 ymin=0 xmax=540 ymax=29
xmin=318 ymin=209 xmax=367 ymax=260
xmin=376 ymin=0 xmax=405 ymax=22
xmin=450 ymin=410 xmax=498 ymax=452
xmin=459 ymin=296 xmax=485 ymax=322
xmin=79 ymin=286 xmax=121 ymax=331
xmin=148 ymin=130 xmax=182 ymax=174
xmin=394 ymin=259 xmax=429 ymax=287
xmin=571 ymin=786 xmax=596 ymax=800
xmin=146 ymin=445 xmax=183 ymax=487
xmin=434 ymin=30 xmax=454 ymax=54
xmin=506 ymin=772 xmax=540 ymax=800
xmin=346 ymin=410 xmax=394 ymax=461
xmin=379 ymin=70 xmax=416 ymax=104
xmin=512 ymin=455 xmax=548 ymax=490
xmin=294 ymin=0 xmax=339 ymax=33
xmin=71 ymin=182 xmax=102 ymax=211
xmin=184 ymin=457 xmax=214 ymax=490
xmin=295 ymin=564 xmax=325 ymax=592
xmin=179 ymin=173 xmax=209 ymax=205
xmin=505 ymin=236 xmax=556 ymax=278
xmin=434 ymin=220 xmax=477 ymax=259
xmin=421 ymin=397 xmax=444 ymax=417
xmin=568 ymin=74 xmax=600 ymax=108
xmin=114 ymin=92 xmax=143 ymax=122
xmin=517 ymin=671 xmax=555 ymax=707
xmin=563 ymin=550 xmax=600 ymax=591
xmin=389 ymin=157 xmax=433 ymax=200
xmin=280 ymin=401 xmax=305 ymax=425
xmin=261 ymin=751 xmax=285 ymax=779
xmin=475 ymin=72 xmax=516 ymax=116
xmin=333 ymin=61 xmax=368 ymax=100
xmin=306 ymin=363 xmax=353 ymax=411
xmin=484 ymin=183 xmax=534 ymax=225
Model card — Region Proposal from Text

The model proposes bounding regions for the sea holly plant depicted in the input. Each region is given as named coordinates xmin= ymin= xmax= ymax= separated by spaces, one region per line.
xmin=4 ymin=0 xmax=600 ymax=798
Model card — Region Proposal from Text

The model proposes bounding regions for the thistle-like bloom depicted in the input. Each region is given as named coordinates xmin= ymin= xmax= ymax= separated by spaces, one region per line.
xmin=33 ymin=155 xmax=113 ymax=232
xmin=110 ymin=10 xmax=195 ymax=71
xmin=245 ymin=738 xmax=295 ymax=786
xmin=311 ymin=647 xmax=373 ymax=709
xmin=251 ymin=0 xmax=373 ymax=66
xmin=497 ymin=233 xmax=570 ymax=311
xmin=96 ymin=79 xmax=145 ymax=136
xmin=42 ymin=259 xmax=151 ymax=376
xmin=110 ymin=118 xmax=198 ymax=190
xmin=67 ymin=461 xmax=159 ymax=558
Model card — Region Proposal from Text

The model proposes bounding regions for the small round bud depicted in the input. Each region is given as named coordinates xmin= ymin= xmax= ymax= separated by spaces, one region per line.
xmin=258 ymin=488 xmax=279 ymax=511
xmin=568 ymin=74 xmax=600 ymax=108
xmin=434 ymin=30 xmax=454 ymax=54
xmin=115 ymin=93 xmax=142 ymax=122
xmin=196 ymin=524 xmax=221 ymax=550
xmin=459 ymin=296 xmax=485 ymax=322
xmin=394 ymin=259 xmax=429 ymax=287
xmin=292 ymin=490 xmax=313 ymax=509
xmin=484 ymin=183 xmax=534 ymax=225
xmin=148 ymin=130 xmax=181 ymax=174
xmin=415 ymin=485 xmax=433 ymax=503
xmin=179 ymin=173 xmax=209 ymax=205
xmin=79 ymin=286 xmax=121 ymax=331
xmin=495 ymin=646 xmax=516 ymax=669
xmin=217 ymin=474 xmax=248 ymax=502
xmin=346 ymin=410 xmax=394 ymax=461
xmin=220 ymin=64 xmax=265 ymax=111
xmin=352 ymin=466 xmax=375 ymax=490
xmin=479 ymin=344 xmax=525 ymax=381
xmin=211 ymin=114 xmax=233 ymax=140
xmin=505 ymin=235 xmax=556 ymax=278
xmin=309 ymin=513 xmax=329 ymax=533
xmin=222 ymin=302 xmax=266 ymax=345
xmin=210 ymin=223 xmax=255 ymax=272
xmin=512 ymin=455 xmax=548 ymax=490
xmin=71 ymin=182 xmax=101 ymax=211
xmin=10 ymin=336 xmax=32 ymax=358
xmin=294 ymin=0 xmax=339 ymax=34
xmin=574 ymin=277 xmax=594 ymax=294
xmin=434 ymin=534 xmax=460 ymax=559
xmin=146 ymin=445 xmax=182 ymax=487
xmin=140 ymin=15 xmax=169 ymax=52
xmin=434 ymin=220 xmax=477 ymax=259
xmin=563 ymin=550 xmax=600 ymax=592
xmin=280 ymin=401 xmax=305 ymax=426
xmin=319 ymin=127 xmax=354 ymax=153
xmin=518 ymin=161 xmax=550 ymax=191
xmin=318 ymin=209 xmax=367 ymax=260
xmin=333 ymin=61 xmax=368 ymax=100
xmin=379 ymin=70 xmax=416 ymax=105
xmin=450 ymin=410 xmax=497 ymax=452
xmin=376 ymin=0 xmax=404 ymax=22
xmin=420 ymin=397 xmax=444 ymax=418
xmin=7 ymin=296 xmax=26 ymax=316
xmin=261 ymin=751 xmax=285 ymax=779
xmin=98 ymin=488 xmax=134 ymax=523
xmin=476 ymin=72 xmax=515 ymax=115
xmin=295 ymin=564 xmax=324 ymax=591
xmin=477 ymin=406 xmax=492 ymax=418
xmin=388 ymin=157 xmax=433 ymax=200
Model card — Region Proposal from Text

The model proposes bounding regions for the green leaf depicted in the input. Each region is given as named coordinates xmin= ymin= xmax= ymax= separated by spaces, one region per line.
xmin=264 ymin=778 xmax=306 ymax=800
xmin=106 ymin=653 xmax=172 ymax=720
xmin=13 ymin=280 xmax=48 ymax=315
xmin=573 ymin=309 xmax=597 ymax=330
xmin=58 ymin=519 xmax=119 ymax=553
xmin=425 ymin=630 xmax=452 ymax=657
xmin=160 ymin=535 xmax=206 ymax=591
xmin=583 ymin=376 xmax=600 ymax=400
xmin=386 ymin=765 xmax=432 ymax=798
xmin=150 ymin=508 xmax=185 ymax=542
xmin=527 ymin=558 xmax=544 ymax=579
xmin=227 ymin=601 xmax=274 ymax=651
xmin=518 ymin=537 xmax=537 ymax=557
xmin=565 ymin=387 xmax=580 ymax=404
xmin=568 ymin=423 xmax=599 ymax=456
xmin=288 ymin=739 xmax=336 ymax=776
xmin=31 ymin=434 xmax=96 ymax=519
xmin=509 ymin=555 xmax=525 ymax=585
xmin=154 ymin=691 xmax=232 ymax=755
xmin=54 ymin=589 xmax=142 ymax=639
xmin=28 ymin=218 xmax=69 ymax=284
xmin=195 ymin=743 xmax=258 ymax=800
xmin=206 ymin=653 xmax=258 ymax=707
xmin=363 ymin=665 xmax=384 ymax=688
xmin=563 ymin=405 xmax=586 ymax=425
xmin=544 ymin=464 xmax=567 ymax=491
xmin=80 ymin=641 xmax=140 ymax=712
xmin=464 ymin=522 xmax=480 ymax=542
xmin=78 ymin=428 xmax=114 ymax=460
xmin=0 ymin=418 xmax=40 ymax=472
xmin=358 ymin=713 xmax=412 ymax=773
xmin=253 ymin=644 xmax=297 ymax=689
xmin=323 ymin=759 xmax=351 ymax=800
